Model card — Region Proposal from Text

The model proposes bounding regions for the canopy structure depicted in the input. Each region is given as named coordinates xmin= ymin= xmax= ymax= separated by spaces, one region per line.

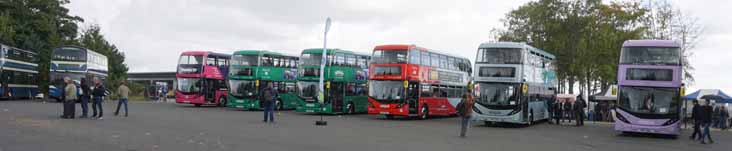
xmin=683 ymin=89 xmax=732 ymax=104
xmin=556 ymin=94 xmax=578 ymax=103
xmin=590 ymin=85 xmax=617 ymax=102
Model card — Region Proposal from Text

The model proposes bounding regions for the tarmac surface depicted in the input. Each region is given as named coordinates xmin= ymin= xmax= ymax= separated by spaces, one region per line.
xmin=0 ymin=100 xmax=728 ymax=151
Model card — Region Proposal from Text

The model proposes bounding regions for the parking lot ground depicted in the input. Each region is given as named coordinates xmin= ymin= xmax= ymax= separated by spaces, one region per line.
xmin=1 ymin=100 xmax=729 ymax=151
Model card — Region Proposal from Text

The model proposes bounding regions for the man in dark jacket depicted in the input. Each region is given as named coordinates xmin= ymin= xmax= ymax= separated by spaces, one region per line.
xmin=575 ymin=95 xmax=586 ymax=126
xmin=689 ymin=100 xmax=702 ymax=140
xmin=564 ymin=101 xmax=573 ymax=123
xmin=555 ymin=102 xmax=561 ymax=123
xmin=261 ymin=81 xmax=278 ymax=123
xmin=700 ymin=101 xmax=714 ymax=144
xmin=91 ymin=78 xmax=107 ymax=120
xmin=79 ymin=78 xmax=92 ymax=118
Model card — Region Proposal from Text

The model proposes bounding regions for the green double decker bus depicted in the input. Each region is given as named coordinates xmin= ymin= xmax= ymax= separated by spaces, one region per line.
xmin=227 ymin=50 xmax=299 ymax=110
xmin=296 ymin=48 xmax=370 ymax=114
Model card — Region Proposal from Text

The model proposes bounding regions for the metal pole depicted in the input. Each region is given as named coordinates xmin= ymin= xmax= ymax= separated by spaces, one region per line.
xmin=316 ymin=18 xmax=331 ymax=126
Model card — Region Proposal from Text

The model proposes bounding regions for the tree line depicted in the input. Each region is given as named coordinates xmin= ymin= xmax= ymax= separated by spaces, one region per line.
xmin=0 ymin=0 xmax=129 ymax=94
xmin=492 ymin=0 xmax=701 ymax=96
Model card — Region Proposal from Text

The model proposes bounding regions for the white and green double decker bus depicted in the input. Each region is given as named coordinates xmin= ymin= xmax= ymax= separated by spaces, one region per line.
xmin=296 ymin=48 xmax=370 ymax=114
xmin=227 ymin=50 xmax=299 ymax=110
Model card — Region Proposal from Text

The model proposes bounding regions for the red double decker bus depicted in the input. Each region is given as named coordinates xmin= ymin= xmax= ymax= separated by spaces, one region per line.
xmin=175 ymin=51 xmax=231 ymax=107
xmin=367 ymin=45 xmax=472 ymax=119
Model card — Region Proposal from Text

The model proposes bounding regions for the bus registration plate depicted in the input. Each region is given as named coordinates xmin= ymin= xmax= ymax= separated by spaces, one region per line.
xmin=306 ymin=103 xmax=315 ymax=107
xmin=380 ymin=105 xmax=389 ymax=108
xmin=306 ymin=110 xmax=314 ymax=112
xmin=380 ymin=112 xmax=390 ymax=115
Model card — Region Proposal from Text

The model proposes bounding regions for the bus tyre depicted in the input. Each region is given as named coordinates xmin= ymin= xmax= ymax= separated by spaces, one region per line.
xmin=194 ymin=104 xmax=202 ymax=107
xmin=218 ymin=97 xmax=227 ymax=107
xmin=347 ymin=102 xmax=355 ymax=114
xmin=385 ymin=115 xmax=394 ymax=119
xmin=419 ymin=105 xmax=429 ymax=120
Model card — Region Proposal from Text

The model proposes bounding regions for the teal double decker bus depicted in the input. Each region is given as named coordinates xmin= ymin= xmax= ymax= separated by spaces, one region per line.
xmin=296 ymin=48 xmax=370 ymax=114
xmin=227 ymin=50 xmax=299 ymax=110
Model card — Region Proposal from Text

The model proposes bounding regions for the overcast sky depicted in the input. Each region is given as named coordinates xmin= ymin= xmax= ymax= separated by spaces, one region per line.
xmin=67 ymin=0 xmax=731 ymax=93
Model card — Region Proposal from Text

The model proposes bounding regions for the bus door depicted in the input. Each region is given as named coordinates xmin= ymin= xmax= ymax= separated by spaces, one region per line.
xmin=329 ymin=82 xmax=345 ymax=112
xmin=204 ymin=79 xmax=216 ymax=103
xmin=407 ymin=82 xmax=420 ymax=113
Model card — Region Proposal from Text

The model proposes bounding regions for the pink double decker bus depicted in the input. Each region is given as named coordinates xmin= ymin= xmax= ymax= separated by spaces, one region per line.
xmin=176 ymin=51 xmax=231 ymax=107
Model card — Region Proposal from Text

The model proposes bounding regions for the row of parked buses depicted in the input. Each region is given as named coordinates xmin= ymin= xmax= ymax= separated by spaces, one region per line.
xmin=0 ymin=44 xmax=109 ymax=101
xmin=173 ymin=40 xmax=684 ymax=136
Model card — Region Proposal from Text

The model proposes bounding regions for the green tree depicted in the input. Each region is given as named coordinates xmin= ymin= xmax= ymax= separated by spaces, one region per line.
xmin=0 ymin=0 xmax=83 ymax=94
xmin=495 ymin=0 xmax=647 ymax=95
xmin=78 ymin=24 xmax=129 ymax=96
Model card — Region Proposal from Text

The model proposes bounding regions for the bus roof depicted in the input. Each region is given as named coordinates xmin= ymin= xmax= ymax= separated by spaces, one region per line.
xmin=301 ymin=48 xmax=370 ymax=57
xmin=1 ymin=43 xmax=38 ymax=55
xmin=181 ymin=51 xmax=231 ymax=58
xmin=479 ymin=42 xmax=555 ymax=59
xmin=373 ymin=44 xmax=470 ymax=60
xmin=233 ymin=50 xmax=298 ymax=58
xmin=623 ymin=40 xmax=680 ymax=48
xmin=55 ymin=45 xmax=106 ymax=58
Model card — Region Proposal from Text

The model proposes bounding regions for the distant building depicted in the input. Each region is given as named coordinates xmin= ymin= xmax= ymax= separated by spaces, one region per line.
xmin=127 ymin=72 xmax=176 ymax=99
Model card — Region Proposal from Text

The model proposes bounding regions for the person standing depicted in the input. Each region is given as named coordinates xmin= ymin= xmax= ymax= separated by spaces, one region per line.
xmin=91 ymin=78 xmax=107 ymax=120
xmin=713 ymin=106 xmax=720 ymax=128
xmin=564 ymin=101 xmax=573 ymax=123
xmin=61 ymin=77 xmax=77 ymax=119
xmin=114 ymin=81 xmax=130 ymax=117
xmin=458 ymin=91 xmax=475 ymax=138
xmin=720 ymin=106 xmax=729 ymax=130
xmin=261 ymin=81 xmax=277 ymax=123
xmin=700 ymin=101 xmax=714 ymax=144
xmin=547 ymin=97 xmax=555 ymax=124
xmin=79 ymin=78 xmax=91 ymax=118
xmin=689 ymin=100 xmax=702 ymax=140
xmin=554 ymin=100 xmax=563 ymax=124
xmin=575 ymin=95 xmax=586 ymax=126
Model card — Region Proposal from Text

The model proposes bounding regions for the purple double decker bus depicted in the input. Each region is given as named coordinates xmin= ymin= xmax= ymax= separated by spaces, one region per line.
xmin=613 ymin=40 xmax=683 ymax=136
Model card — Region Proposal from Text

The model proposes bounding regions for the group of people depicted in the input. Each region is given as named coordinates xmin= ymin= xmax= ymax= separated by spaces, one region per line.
xmin=550 ymin=95 xmax=587 ymax=126
xmin=60 ymin=77 xmax=131 ymax=120
xmin=711 ymin=105 xmax=730 ymax=130
xmin=689 ymin=100 xmax=717 ymax=144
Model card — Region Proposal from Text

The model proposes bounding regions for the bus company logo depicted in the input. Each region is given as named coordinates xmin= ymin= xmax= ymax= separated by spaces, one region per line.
xmin=335 ymin=70 xmax=344 ymax=76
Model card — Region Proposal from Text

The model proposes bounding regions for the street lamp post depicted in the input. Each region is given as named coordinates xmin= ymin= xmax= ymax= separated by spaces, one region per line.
xmin=316 ymin=18 xmax=332 ymax=126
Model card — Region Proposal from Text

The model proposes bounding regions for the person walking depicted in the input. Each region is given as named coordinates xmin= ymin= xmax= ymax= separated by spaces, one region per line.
xmin=690 ymin=100 xmax=702 ymax=140
xmin=261 ymin=81 xmax=278 ymax=123
xmin=114 ymin=81 xmax=131 ymax=117
xmin=700 ymin=101 xmax=714 ymax=144
xmin=79 ymin=78 xmax=91 ymax=118
xmin=91 ymin=78 xmax=107 ymax=120
xmin=61 ymin=77 xmax=77 ymax=119
xmin=458 ymin=90 xmax=475 ymax=138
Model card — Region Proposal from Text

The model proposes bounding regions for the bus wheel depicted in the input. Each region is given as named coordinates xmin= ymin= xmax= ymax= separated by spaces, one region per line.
xmin=276 ymin=100 xmax=283 ymax=110
xmin=194 ymin=104 xmax=202 ymax=107
xmin=385 ymin=115 xmax=394 ymax=119
xmin=218 ymin=97 xmax=227 ymax=107
xmin=419 ymin=105 xmax=429 ymax=120
xmin=347 ymin=102 xmax=355 ymax=114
